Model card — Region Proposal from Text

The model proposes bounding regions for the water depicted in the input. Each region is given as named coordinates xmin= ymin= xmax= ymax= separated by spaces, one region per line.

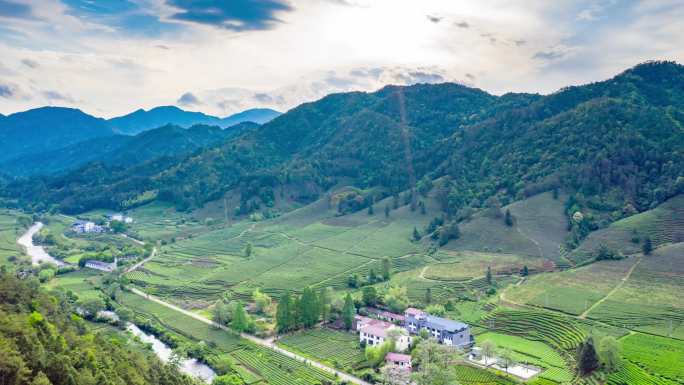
xmin=127 ymin=324 xmax=216 ymax=383
xmin=17 ymin=222 xmax=65 ymax=266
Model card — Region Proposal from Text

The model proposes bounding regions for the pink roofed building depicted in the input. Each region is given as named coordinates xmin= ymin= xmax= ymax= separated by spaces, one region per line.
xmin=385 ymin=352 xmax=412 ymax=370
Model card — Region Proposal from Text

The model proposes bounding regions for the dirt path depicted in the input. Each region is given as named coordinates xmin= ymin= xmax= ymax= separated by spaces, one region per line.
xmin=128 ymin=287 xmax=371 ymax=385
xmin=125 ymin=247 xmax=156 ymax=273
xmin=516 ymin=225 xmax=544 ymax=258
xmin=579 ymin=256 xmax=642 ymax=319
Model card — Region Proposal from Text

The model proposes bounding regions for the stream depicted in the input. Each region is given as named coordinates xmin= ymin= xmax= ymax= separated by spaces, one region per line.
xmin=17 ymin=222 xmax=65 ymax=266
xmin=127 ymin=324 xmax=216 ymax=383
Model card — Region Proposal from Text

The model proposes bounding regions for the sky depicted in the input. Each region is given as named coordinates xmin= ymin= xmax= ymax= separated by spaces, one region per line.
xmin=0 ymin=0 xmax=683 ymax=118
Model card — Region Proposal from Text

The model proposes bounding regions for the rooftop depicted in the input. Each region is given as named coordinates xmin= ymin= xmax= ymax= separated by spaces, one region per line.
xmin=425 ymin=315 xmax=468 ymax=332
xmin=386 ymin=353 xmax=411 ymax=362
xmin=405 ymin=307 xmax=424 ymax=316
xmin=360 ymin=324 xmax=392 ymax=338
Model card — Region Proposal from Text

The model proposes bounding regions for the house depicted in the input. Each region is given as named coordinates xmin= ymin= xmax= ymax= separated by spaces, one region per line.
xmin=385 ymin=352 xmax=412 ymax=370
xmin=354 ymin=315 xmax=393 ymax=331
xmin=84 ymin=259 xmax=117 ymax=272
xmin=367 ymin=308 xmax=405 ymax=324
xmin=109 ymin=214 xmax=133 ymax=224
xmin=404 ymin=307 xmax=471 ymax=347
xmin=359 ymin=323 xmax=411 ymax=352
xmin=72 ymin=220 xmax=105 ymax=234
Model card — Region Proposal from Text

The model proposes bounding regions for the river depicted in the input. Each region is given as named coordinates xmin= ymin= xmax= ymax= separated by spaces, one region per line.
xmin=127 ymin=324 xmax=216 ymax=383
xmin=17 ymin=222 xmax=65 ymax=266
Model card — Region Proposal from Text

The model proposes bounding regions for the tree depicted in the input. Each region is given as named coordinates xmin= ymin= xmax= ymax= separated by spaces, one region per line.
xmin=116 ymin=306 xmax=134 ymax=325
xmin=244 ymin=242 xmax=253 ymax=258
xmin=80 ymin=298 xmax=106 ymax=319
xmin=577 ymin=337 xmax=600 ymax=375
xmin=642 ymin=236 xmax=653 ymax=255
xmin=504 ymin=209 xmax=514 ymax=227
xmin=212 ymin=374 xmax=245 ymax=385
xmin=411 ymin=338 xmax=461 ymax=385
xmin=230 ymin=302 xmax=249 ymax=333
xmin=30 ymin=372 xmax=52 ymax=385
xmin=368 ymin=204 xmax=374 ymax=215
xmin=213 ymin=301 xmax=231 ymax=326
xmin=362 ymin=286 xmax=378 ymax=306
xmin=253 ymin=288 xmax=272 ymax=314
xmin=365 ymin=340 xmax=394 ymax=367
xmin=300 ymin=287 xmax=319 ymax=328
xmin=342 ymin=293 xmax=355 ymax=330
xmin=598 ymin=336 xmax=621 ymax=372
xmin=110 ymin=220 xmax=127 ymax=233
xmin=412 ymin=227 xmax=421 ymax=242
xmin=384 ymin=286 xmax=409 ymax=313
xmin=381 ymin=363 xmax=411 ymax=385
xmin=498 ymin=348 xmax=515 ymax=373
xmin=318 ymin=288 xmax=332 ymax=322
xmin=382 ymin=257 xmax=392 ymax=280
xmin=385 ymin=204 xmax=390 ymax=218
xmin=521 ymin=265 xmax=529 ymax=277
xmin=424 ymin=287 xmax=432 ymax=305
xmin=347 ymin=273 xmax=359 ymax=288
xmin=486 ymin=266 xmax=493 ymax=285
xmin=419 ymin=201 xmax=426 ymax=215
xmin=480 ymin=340 xmax=497 ymax=364
xmin=369 ymin=268 xmax=377 ymax=283
xmin=276 ymin=292 xmax=293 ymax=333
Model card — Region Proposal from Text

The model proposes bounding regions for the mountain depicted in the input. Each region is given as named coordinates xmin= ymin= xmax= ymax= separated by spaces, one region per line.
xmin=0 ymin=122 xmax=256 ymax=176
xmin=108 ymin=106 xmax=281 ymax=135
xmin=221 ymin=108 xmax=282 ymax=127
xmin=5 ymin=62 xmax=684 ymax=223
xmin=0 ymin=107 xmax=114 ymax=163
xmin=107 ymin=105 xmax=221 ymax=135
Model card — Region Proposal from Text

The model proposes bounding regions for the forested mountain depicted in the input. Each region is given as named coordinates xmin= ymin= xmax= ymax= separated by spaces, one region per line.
xmin=0 ymin=123 xmax=255 ymax=176
xmin=4 ymin=62 xmax=684 ymax=225
xmin=107 ymin=106 xmax=281 ymax=135
xmin=0 ymin=107 xmax=114 ymax=163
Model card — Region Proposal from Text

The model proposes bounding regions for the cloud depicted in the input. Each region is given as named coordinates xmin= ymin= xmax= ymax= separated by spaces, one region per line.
xmin=21 ymin=58 xmax=39 ymax=68
xmin=514 ymin=39 xmax=526 ymax=47
xmin=166 ymin=0 xmax=293 ymax=31
xmin=533 ymin=46 xmax=572 ymax=61
xmin=0 ymin=83 xmax=17 ymax=98
xmin=395 ymin=71 xmax=445 ymax=84
xmin=454 ymin=21 xmax=469 ymax=28
xmin=426 ymin=15 xmax=442 ymax=23
xmin=177 ymin=91 xmax=202 ymax=106
xmin=43 ymin=90 xmax=75 ymax=102
xmin=0 ymin=0 xmax=31 ymax=18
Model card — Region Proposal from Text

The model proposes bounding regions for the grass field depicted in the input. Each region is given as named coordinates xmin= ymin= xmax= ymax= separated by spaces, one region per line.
xmin=620 ymin=332 xmax=684 ymax=383
xmin=0 ymin=210 xmax=23 ymax=265
xmin=445 ymin=192 xmax=569 ymax=263
xmin=573 ymin=194 xmax=684 ymax=263
xmin=277 ymin=328 xmax=365 ymax=369
xmin=46 ymin=269 xmax=105 ymax=300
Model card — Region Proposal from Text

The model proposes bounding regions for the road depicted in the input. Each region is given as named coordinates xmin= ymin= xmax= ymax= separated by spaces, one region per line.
xmin=128 ymin=287 xmax=372 ymax=385
xmin=125 ymin=247 xmax=156 ymax=273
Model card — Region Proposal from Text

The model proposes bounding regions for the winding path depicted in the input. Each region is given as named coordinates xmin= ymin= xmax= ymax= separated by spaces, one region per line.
xmin=128 ymin=287 xmax=371 ymax=385
xmin=578 ymin=256 xmax=642 ymax=319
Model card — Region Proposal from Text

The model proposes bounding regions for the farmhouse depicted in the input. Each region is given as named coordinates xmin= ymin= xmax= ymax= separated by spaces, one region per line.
xmin=354 ymin=315 xmax=393 ymax=331
xmin=367 ymin=308 xmax=405 ymax=324
xmin=385 ymin=352 xmax=412 ymax=370
xmin=85 ymin=259 xmax=117 ymax=272
xmin=72 ymin=220 xmax=105 ymax=234
xmin=404 ymin=307 xmax=472 ymax=347
xmin=359 ymin=323 xmax=411 ymax=352
xmin=109 ymin=214 xmax=133 ymax=223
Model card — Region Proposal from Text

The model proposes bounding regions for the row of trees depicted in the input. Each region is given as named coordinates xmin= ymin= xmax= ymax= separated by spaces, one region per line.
xmin=275 ymin=288 xmax=355 ymax=333
xmin=347 ymin=257 xmax=392 ymax=288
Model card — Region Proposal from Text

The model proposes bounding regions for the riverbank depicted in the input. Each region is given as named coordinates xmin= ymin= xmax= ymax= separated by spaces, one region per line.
xmin=17 ymin=222 xmax=65 ymax=266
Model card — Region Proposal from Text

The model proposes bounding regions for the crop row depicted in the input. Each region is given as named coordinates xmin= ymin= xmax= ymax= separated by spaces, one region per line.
xmin=232 ymin=345 xmax=336 ymax=385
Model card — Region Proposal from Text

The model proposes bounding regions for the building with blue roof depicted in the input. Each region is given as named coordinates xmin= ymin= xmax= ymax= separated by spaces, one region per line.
xmin=403 ymin=307 xmax=472 ymax=347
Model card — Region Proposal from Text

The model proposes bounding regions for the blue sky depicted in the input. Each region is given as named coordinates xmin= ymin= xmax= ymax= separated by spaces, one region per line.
xmin=0 ymin=0 xmax=682 ymax=117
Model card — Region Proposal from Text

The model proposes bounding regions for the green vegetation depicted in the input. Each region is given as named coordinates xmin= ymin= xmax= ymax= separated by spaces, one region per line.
xmin=621 ymin=333 xmax=684 ymax=382
xmin=277 ymin=328 xmax=365 ymax=368
xmin=0 ymin=271 xmax=197 ymax=385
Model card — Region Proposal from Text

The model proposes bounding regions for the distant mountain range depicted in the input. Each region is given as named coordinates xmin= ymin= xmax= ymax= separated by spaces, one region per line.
xmin=0 ymin=105 xmax=280 ymax=175
xmin=107 ymin=106 xmax=281 ymax=135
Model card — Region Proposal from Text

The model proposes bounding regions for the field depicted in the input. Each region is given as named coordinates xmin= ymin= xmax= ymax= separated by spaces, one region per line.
xmin=572 ymin=194 xmax=684 ymax=263
xmin=46 ymin=269 xmax=105 ymax=300
xmin=277 ymin=328 xmax=365 ymax=369
xmin=620 ymin=333 xmax=684 ymax=383
xmin=445 ymin=192 xmax=569 ymax=263
xmin=453 ymin=365 xmax=518 ymax=385
xmin=505 ymin=257 xmax=637 ymax=315
xmin=0 ymin=210 xmax=23 ymax=264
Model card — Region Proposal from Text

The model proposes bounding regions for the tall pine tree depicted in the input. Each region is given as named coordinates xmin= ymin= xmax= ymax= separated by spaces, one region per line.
xmin=276 ymin=292 xmax=293 ymax=333
xmin=342 ymin=293 xmax=355 ymax=330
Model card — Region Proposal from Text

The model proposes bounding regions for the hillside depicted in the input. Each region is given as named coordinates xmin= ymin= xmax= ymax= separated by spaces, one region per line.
xmin=0 ymin=271 xmax=197 ymax=385
xmin=108 ymin=106 xmax=281 ymax=135
xmin=4 ymin=62 xmax=684 ymax=233
xmin=0 ymin=123 xmax=255 ymax=176
xmin=0 ymin=107 xmax=114 ymax=163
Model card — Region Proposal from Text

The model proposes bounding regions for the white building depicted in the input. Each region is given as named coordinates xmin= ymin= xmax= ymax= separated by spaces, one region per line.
xmin=359 ymin=323 xmax=411 ymax=352
xmin=72 ymin=220 xmax=105 ymax=234
xmin=110 ymin=214 xmax=133 ymax=223
xmin=85 ymin=259 xmax=117 ymax=272
xmin=385 ymin=352 xmax=412 ymax=370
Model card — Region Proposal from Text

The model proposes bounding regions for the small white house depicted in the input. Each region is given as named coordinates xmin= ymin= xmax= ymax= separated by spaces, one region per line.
xmin=110 ymin=214 xmax=133 ymax=224
xmin=72 ymin=220 xmax=105 ymax=234
xmin=385 ymin=352 xmax=412 ymax=370
xmin=359 ymin=324 xmax=411 ymax=352
xmin=85 ymin=259 xmax=117 ymax=272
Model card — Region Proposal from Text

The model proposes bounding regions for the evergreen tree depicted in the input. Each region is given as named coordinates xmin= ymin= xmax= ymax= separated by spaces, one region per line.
xmin=300 ymin=287 xmax=319 ymax=328
xmin=276 ymin=292 xmax=293 ymax=333
xmin=244 ymin=242 xmax=253 ymax=258
xmin=368 ymin=204 xmax=374 ymax=215
xmin=413 ymin=227 xmax=421 ymax=241
xmin=362 ymin=286 xmax=378 ymax=306
xmin=424 ymin=287 xmax=432 ymax=305
xmin=643 ymin=236 xmax=653 ymax=255
xmin=347 ymin=273 xmax=359 ymax=288
xmin=230 ymin=302 xmax=248 ymax=333
xmin=381 ymin=257 xmax=392 ymax=280
xmin=385 ymin=204 xmax=390 ymax=218
xmin=577 ymin=337 xmax=600 ymax=375
xmin=598 ymin=336 xmax=621 ymax=372
xmin=369 ymin=268 xmax=377 ymax=283
xmin=521 ymin=265 xmax=529 ymax=277
xmin=486 ymin=266 xmax=493 ymax=285
xmin=504 ymin=209 xmax=514 ymax=226
xmin=419 ymin=200 xmax=426 ymax=215
xmin=318 ymin=288 xmax=331 ymax=323
xmin=342 ymin=293 xmax=355 ymax=330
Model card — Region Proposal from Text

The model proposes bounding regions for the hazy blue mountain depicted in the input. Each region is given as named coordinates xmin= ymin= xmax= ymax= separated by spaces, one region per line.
xmin=0 ymin=106 xmax=114 ymax=163
xmin=107 ymin=106 xmax=220 ymax=135
xmin=108 ymin=106 xmax=281 ymax=135
xmin=221 ymin=108 xmax=282 ymax=127
xmin=0 ymin=122 xmax=255 ymax=176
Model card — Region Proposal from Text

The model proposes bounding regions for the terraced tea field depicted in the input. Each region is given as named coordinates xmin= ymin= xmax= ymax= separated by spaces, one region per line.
xmin=620 ymin=333 xmax=684 ymax=383
xmin=277 ymin=328 xmax=365 ymax=369
xmin=0 ymin=211 xmax=22 ymax=264
xmin=453 ymin=365 xmax=517 ymax=384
